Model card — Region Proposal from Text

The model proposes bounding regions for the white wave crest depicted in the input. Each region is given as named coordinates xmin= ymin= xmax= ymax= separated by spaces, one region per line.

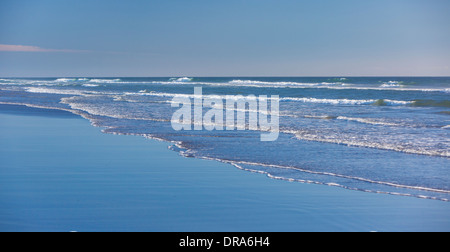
xmin=337 ymin=116 xmax=404 ymax=127
xmin=169 ymin=77 xmax=193 ymax=82
xmin=24 ymin=87 xmax=118 ymax=96
xmin=132 ymin=90 xmax=263 ymax=101
xmin=55 ymin=78 xmax=78 ymax=82
xmin=380 ymin=81 xmax=403 ymax=88
xmin=89 ymin=79 xmax=121 ymax=83
xmin=228 ymin=79 xmax=345 ymax=87
xmin=229 ymin=79 xmax=316 ymax=86
xmin=281 ymin=97 xmax=374 ymax=105
xmin=286 ymin=129 xmax=450 ymax=158
xmin=82 ymin=84 xmax=100 ymax=87
xmin=228 ymin=162 xmax=449 ymax=201
xmin=25 ymin=87 xmax=87 ymax=95
xmin=60 ymin=96 xmax=168 ymax=122
xmin=131 ymin=91 xmax=412 ymax=106
xmin=281 ymin=97 xmax=411 ymax=106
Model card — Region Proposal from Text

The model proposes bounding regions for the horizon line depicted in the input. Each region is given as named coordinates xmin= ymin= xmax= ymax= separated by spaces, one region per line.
xmin=1 ymin=75 xmax=450 ymax=78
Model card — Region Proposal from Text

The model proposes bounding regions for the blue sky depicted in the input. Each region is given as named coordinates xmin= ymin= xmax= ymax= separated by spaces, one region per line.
xmin=1 ymin=0 xmax=449 ymax=77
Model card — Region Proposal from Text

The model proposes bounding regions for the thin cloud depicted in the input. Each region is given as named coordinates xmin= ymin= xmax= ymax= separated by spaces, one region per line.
xmin=0 ymin=44 xmax=88 ymax=53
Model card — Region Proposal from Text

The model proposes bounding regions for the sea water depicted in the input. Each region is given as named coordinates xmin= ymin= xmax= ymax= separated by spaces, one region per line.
xmin=0 ymin=77 xmax=448 ymax=201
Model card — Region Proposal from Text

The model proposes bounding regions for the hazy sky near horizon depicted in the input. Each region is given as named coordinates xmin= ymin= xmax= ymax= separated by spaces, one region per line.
xmin=1 ymin=0 xmax=449 ymax=77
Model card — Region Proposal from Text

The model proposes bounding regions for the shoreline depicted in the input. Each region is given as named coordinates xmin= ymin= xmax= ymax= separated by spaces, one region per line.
xmin=0 ymin=103 xmax=449 ymax=231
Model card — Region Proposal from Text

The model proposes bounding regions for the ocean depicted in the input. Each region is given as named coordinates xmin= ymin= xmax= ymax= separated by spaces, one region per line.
xmin=0 ymin=77 xmax=449 ymax=201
